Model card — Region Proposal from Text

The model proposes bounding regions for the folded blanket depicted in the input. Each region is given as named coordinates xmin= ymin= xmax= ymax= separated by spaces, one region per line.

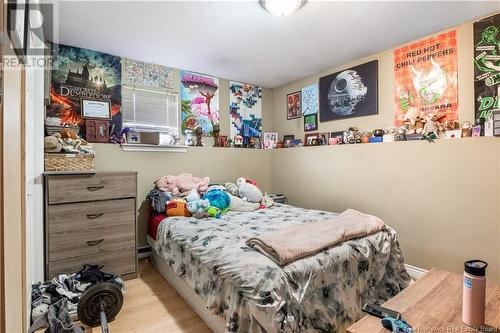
xmin=245 ymin=209 xmax=385 ymax=265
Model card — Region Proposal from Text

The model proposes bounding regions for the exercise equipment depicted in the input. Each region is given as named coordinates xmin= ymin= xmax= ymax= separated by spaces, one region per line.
xmin=77 ymin=282 xmax=123 ymax=333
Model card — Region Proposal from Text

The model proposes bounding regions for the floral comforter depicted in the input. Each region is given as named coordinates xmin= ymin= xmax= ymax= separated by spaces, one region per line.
xmin=153 ymin=204 xmax=411 ymax=333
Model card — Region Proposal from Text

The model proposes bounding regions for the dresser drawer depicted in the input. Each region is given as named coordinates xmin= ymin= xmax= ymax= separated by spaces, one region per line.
xmin=47 ymin=172 xmax=136 ymax=204
xmin=47 ymin=198 xmax=135 ymax=234
xmin=48 ymin=249 xmax=136 ymax=279
xmin=49 ymin=223 xmax=135 ymax=262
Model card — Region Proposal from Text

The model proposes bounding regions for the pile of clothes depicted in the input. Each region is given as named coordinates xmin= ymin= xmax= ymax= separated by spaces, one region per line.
xmin=147 ymin=173 xmax=275 ymax=220
xmin=29 ymin=265 xmax=124 ymax=333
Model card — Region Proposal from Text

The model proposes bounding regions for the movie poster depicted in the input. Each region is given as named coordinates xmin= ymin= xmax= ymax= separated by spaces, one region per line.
xmin=180 ymin=71 xmax=219 ymax=135
xmin=48 ymin=44 xmax=122 ymax=139
xmin=474 ymin=13 xmax=500 ymax=120
xmin=393 ymin=30 xmax=458 ymax=126
xmin=229 ymin=81 xmax=262 ymax=140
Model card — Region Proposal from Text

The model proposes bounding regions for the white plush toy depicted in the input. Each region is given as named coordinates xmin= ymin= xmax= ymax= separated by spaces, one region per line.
xmin=236 ymin=177 xmax=263 ymax=203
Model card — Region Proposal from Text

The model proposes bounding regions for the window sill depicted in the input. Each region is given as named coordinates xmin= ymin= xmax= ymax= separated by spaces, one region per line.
xmin=120 ymin=144 xmax=188 ymax=153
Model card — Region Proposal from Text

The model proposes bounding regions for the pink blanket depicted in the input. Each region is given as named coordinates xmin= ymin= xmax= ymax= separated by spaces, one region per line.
xmin=245 ymin=209 xmax=385 ymax=265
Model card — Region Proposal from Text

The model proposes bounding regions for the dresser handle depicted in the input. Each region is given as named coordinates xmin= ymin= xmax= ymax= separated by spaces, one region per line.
xmin=86 ymin=213 xmax=104 ymax=219
xmin=86 ymin=239 xmax=104 ymax=246
xmin=86 ymin=185 xmax=104 ymax=191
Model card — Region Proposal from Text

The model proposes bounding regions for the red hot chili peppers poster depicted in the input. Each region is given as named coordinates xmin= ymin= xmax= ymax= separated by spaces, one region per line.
xmin=394 ymin=30 xmax=458 ymax=126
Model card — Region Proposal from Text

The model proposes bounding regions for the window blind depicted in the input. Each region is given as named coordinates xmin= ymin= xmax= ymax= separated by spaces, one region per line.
xmin=122 ymin=86 xmax=179 ymax=135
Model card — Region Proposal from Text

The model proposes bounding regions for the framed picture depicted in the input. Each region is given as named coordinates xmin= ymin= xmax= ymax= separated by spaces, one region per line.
xmin=287 ymin=91 xmax=301 ymax=120
xmin=319 ymin=60 xmax=378 ymax=122
xmin=218 ymin=135 xmax=228 ymax=147
xmin=304 ymin=113 xmax=318 ymax=132
xmin=283 ymin=135 xmax=294 ymax=147
xmin=263 ymin=132 xmax=278 ymax=149
xmin=319 ymin=132 xmax=330 ymax=145
xmin=304 ymin=132 xmax=319 ymax=146
xmin=86 ymin=119 xmax=110 ymax=143
xmin=7 ymin=0 xmax=29 ymax=59
xmin=81 ymin=99 xmax=112 ymax=119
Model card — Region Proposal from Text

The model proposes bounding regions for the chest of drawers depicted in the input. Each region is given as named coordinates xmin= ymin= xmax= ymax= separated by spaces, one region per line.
xmin=44 ymin=171 xmax=138 ymax=280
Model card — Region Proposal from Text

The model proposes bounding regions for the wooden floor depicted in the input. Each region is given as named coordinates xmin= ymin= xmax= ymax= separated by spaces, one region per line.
xmin=86 ymin=259 xmax=211 ymax=333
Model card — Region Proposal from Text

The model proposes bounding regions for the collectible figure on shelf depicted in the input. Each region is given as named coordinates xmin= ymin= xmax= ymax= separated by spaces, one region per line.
xmin=195 ymin=127 xmax=203 ymax=146
xmin=421 ymin=113 xmax=444 ymax=142
xmin=395 ymin=127 xmax=407 ymax=141
xmin=234 ymin=135 xmax=243 ymax=147
xmin=184 ymin=129 xmax=195 ymax=146
xmin=462 ymin=121 xmax=472 ymax=137
xmin=212 ymin=123 xmax=220 ymax=147
xmin=361 ymin=131 xmax=372 ymax=143
xmin=401 ymin=108 xmax=425 ymax=134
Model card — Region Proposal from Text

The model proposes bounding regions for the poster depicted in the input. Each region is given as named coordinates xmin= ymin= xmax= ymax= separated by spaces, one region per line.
xmin=319 ymin=60 xmax=378 ymax=122
xmin=48 ymin=44 xmax=122 ymax=139
xmin=123 ymin=58 xmax=175 ymax=90
xmin=474 ymin=13 xmax=500 ymax=120
xmin=180 ymin=71 xmax=219 ymax=135
xmin=301 ymin=83 xmax=318 ymax=115
xmin=287 ymin=91 xmax=301 ymax=119
xmin=393 ymin=30 xmax=458 ymax=126
xmin=229 ymin=81 xmax=262 ymax=140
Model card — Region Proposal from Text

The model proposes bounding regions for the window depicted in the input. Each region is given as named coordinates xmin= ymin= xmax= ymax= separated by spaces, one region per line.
xmin=122 ymin=86 xmax=179 ymax=135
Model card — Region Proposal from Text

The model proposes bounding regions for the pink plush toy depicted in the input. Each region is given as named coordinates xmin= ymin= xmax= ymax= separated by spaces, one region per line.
xmin=155 ymin=173 xmax=210 ymax=196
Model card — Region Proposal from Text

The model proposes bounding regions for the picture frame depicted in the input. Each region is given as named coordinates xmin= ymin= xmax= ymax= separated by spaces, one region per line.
xmin=85 ymin=119 xmax=110 ymax=143
xmin=304 ymin=132 xmax=319 ymax=146
xmin=283 ymin=135 xmax=295 ymax=147
xmin=263 ymin=132 xmax=278 ymax=149
xmin=81 ymin=98 xmax=112 ymax=119
xmin=319 ymin=60 xmax=378 ymax=122
xmin=287 ymin=91 xmax=301 ymax=120
xmin=319 ymin=132 xmax=330 ymax=145
xmin=7 ymin=0 xmax=29 ymax=60
xmin=218 ymin=135 xmax=228 ymax=147
xmin=304 ymin=113 xmax=318 ymax=132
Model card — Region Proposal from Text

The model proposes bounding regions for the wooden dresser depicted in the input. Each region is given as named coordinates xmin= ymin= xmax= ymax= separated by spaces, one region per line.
xmin=44 ymin=171 xmax=138 ymax=280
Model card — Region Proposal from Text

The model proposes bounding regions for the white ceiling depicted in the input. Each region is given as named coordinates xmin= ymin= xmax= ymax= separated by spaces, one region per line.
xmin=54 ymin=1 xmax=500 ymax=88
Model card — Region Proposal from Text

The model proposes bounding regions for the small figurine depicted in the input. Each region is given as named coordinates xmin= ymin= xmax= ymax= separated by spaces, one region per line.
xmin=195 ymin=127 xmax=203 ymax=146
xmin=462 ymin=121 xmax=472 ymax=137
xmin=184 ymin=129 xmax=195 ymax=146
xmin=212 ymin=123 xmax=220 ymax=147
xmin=421 ymin=113 xmax=443 ymax=142
xmin=233 ymin=135 xmax=243 ymax=147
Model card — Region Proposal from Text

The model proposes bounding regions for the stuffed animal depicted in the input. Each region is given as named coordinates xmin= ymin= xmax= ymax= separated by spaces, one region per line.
xmin=185 ymin=188 xmax=200 ymax=202
xmin=206 ymin=206 xmax=221 ymax=219
xmin=228 ymin=194 xmax=259 ymax=212
xmin=166 ymin=198 xmax=191 ymax=217
xmin=187 ymin=199 xmax=210 ymax=214
xmin=203 ymin=189 xmax=230 ymax=213
xmin=260 ymin=193 xmax=274 ymax=209
xmin=60 ymin=128 xmax=78 ymax=140
xmin=236 ymin=177 xmax=263 ymax=203
xmin=44 ymin=135 xmax=62 ymax=153
xmin=155 ymin=173 xmax=210 ymax=196
xmin=224 ymin=182 xmax=239 ymax=196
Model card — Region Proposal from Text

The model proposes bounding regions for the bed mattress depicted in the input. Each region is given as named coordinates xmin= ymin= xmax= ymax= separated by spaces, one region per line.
xmin=152 ymin=204 xmax=411 ymax=333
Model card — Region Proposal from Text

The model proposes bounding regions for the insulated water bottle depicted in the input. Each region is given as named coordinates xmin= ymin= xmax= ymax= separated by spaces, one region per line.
xmin=462 ymin=260 xmax=488 ymax=327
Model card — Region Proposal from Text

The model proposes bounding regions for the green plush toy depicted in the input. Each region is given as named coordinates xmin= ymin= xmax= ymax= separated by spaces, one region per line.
xmin=206 ymin=206 xmax=221 ymax=219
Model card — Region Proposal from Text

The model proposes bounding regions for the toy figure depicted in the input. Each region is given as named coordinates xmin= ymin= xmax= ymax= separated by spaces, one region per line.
xmin=195 ymin=127 xmax=203 ymax=146
xmin=212 ymin=123 xmax=220 ymax=147
xmin=421 ymin=113 xmax=443 ymax=142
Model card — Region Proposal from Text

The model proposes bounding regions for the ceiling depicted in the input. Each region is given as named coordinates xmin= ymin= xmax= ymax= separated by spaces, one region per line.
xmin=53 ymin=1 xmax=500 ymax=88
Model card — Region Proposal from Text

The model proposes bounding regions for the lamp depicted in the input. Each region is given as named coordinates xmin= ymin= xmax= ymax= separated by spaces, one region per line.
xmin=259 ymin=0 xmax=305 ymax=17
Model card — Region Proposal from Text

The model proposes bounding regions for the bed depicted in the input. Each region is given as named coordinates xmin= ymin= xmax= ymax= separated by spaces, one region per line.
xmin=148 ymin=203 xmax=411 ymax=333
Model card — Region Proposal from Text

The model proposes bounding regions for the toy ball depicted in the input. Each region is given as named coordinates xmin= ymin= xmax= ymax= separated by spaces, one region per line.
xmin=202 ymin=189 xmax=230 ymax=213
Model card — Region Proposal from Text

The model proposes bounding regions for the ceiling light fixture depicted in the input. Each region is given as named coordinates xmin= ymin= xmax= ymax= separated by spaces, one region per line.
xmin=259 ymin=0 xmax=306 ymax=17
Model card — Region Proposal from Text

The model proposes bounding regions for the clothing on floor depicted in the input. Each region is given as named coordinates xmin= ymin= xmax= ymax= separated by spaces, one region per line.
xmin=28 ymin=298 xmax=84 ymax=333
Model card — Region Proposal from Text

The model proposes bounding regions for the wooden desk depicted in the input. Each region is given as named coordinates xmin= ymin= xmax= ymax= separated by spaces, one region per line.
xmin=347 ymin=269 xmax=500 ymax=333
